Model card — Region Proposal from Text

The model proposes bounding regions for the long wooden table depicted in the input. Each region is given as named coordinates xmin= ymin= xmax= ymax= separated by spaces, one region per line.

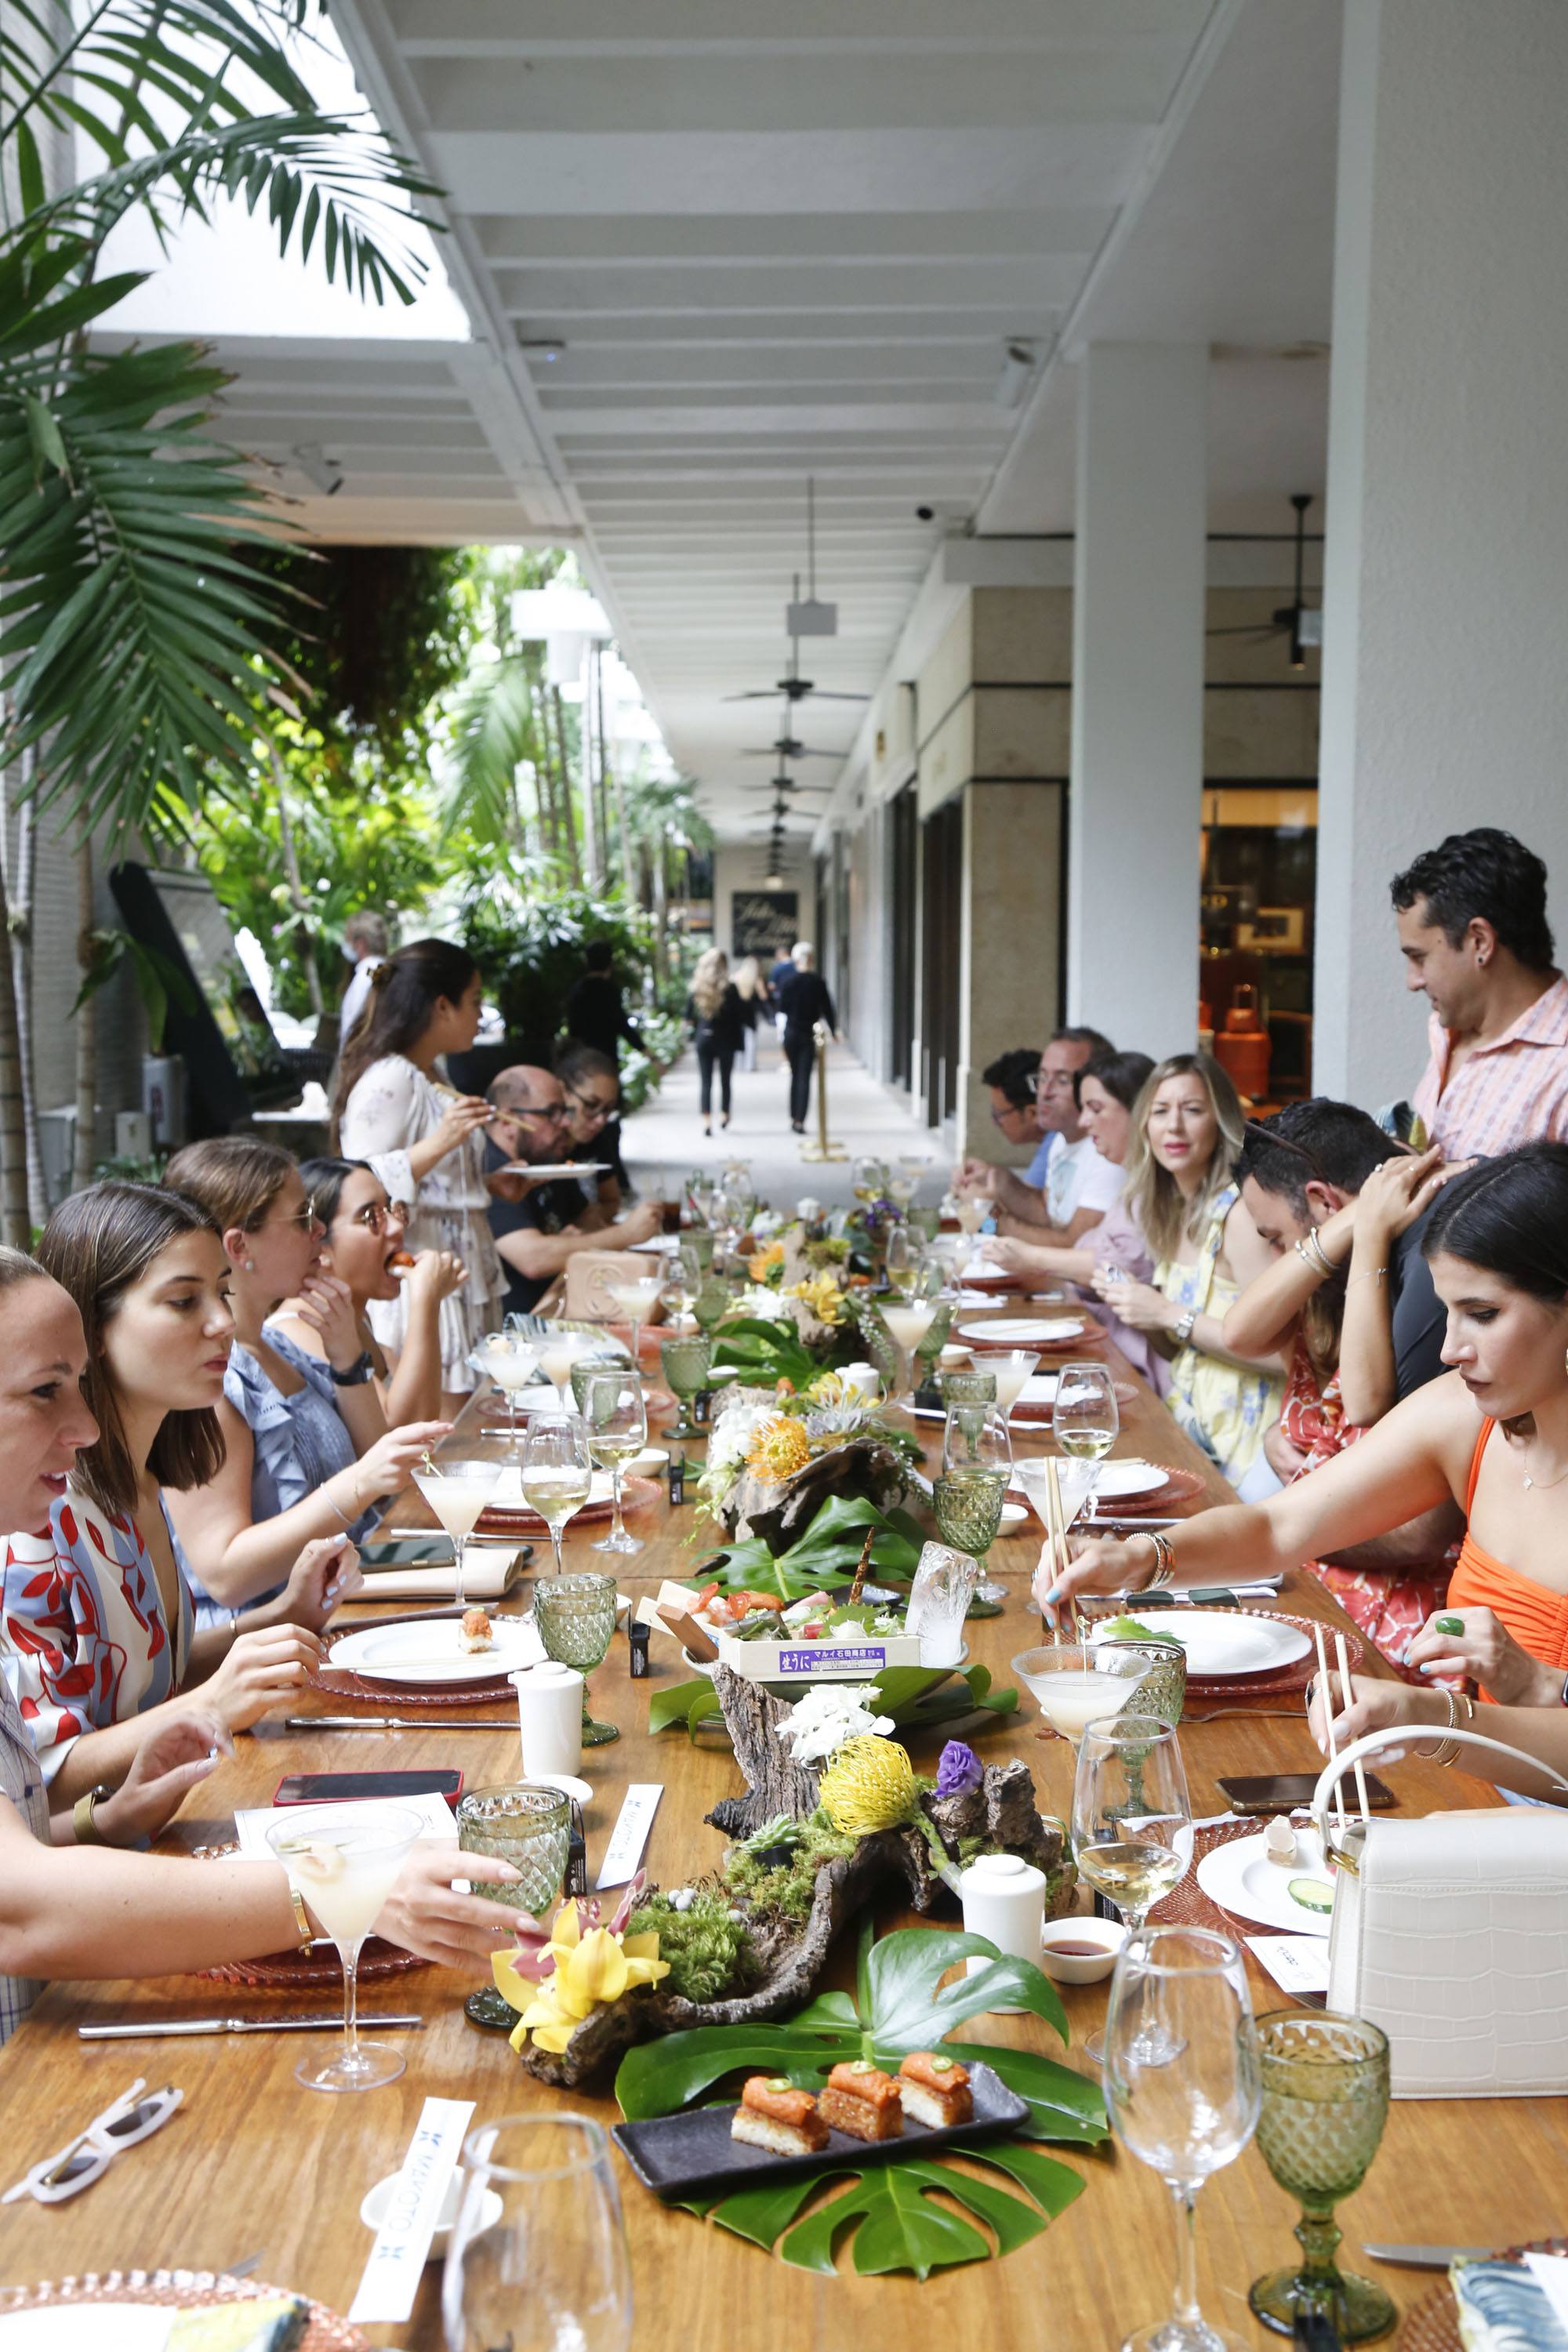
xmin=2 ymin=1319 xmax=1565 ymax=2349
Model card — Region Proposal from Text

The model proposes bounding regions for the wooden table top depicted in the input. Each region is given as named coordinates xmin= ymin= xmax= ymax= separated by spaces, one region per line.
xmin=2 ymin=1309 xmax=1563 ymax=2349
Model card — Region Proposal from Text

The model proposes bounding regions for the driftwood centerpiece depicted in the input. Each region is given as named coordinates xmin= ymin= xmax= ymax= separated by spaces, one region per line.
xmin=513 ymin=1664 xmax=1073 ymax=2090
xmin=724 ymin=1434 xmax=911 ymax=1552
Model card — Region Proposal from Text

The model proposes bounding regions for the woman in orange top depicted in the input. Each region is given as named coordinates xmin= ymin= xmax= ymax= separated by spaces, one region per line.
xmin=1031 ymin=1145 xmax=1568 ymax=1787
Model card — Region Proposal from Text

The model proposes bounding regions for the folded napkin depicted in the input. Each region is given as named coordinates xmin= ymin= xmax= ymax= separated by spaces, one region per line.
xmin=358 ymin=1554 xmax=525 ymax=1601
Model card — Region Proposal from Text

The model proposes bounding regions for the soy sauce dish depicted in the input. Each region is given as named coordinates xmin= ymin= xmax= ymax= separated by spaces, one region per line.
xmin=1039 ymin=1918 xmax=1129 ymax=1984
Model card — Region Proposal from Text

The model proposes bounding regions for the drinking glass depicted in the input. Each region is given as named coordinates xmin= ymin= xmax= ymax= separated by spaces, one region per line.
xmin=660 ymin=1329 xmax=712 ymax=1439
xmin=688 ymin=1174 xmax=718 ymax=1229
xmin=412 ymin=1456 xmax=503 ymax=1610
xmin=1094 ymin=1636 xmax=1186 ymax=1729
xmin=608 ymin=1274 xmax=663 ymax=1369
xmin=1053 ymin=1359 xmax=1121 ymax=1519
xmin=851 ymin=1154 xmax=886 ymax=1207
xmin=692 ymin=1273 xmax=731 ymax=1339
xmin=535 ymin=1325 xmax=592 ymax=1410
xmin=535 ymin=1572 xmax=622 ymax=1746
xmin=1102 ymin=1926 xmax=1261 ymax=2352
xmin=266 ymin=1804 xmax=424 ymax=2092
xmin=1073 ymin=1714 xmax=1192 ymax=2064
xmin=905 ymin=1540 xmax=980 ymax=1667
xmin=1247 ymin=2013 xmax=1395 ymax=2343
xmin=579 ymin=1367 xmax=648 ymax=1555
xmin=942 ymin=1399 xmax=1012 ymax=1477
xmin=932 ymin=1465 xmax=1007 ymax=1579
xmin=681 ymin=1228 xmax=715 ymax=1276
xmin=940 ymin=1367 xmax=996 ymax=1410
xmin=880 ymin=1295 xmax=938 ymax=1404
xmin=444 ymin=2114 xmax=633 ymax=2352
xmin=569 ymin=1350 xmax=622 ymax=1417
xmin=953 ymin=1195 xmax=987 ymax=1240
xmin=521 ymin=1412 xmax=593 ymax=1577
xmin=884 ymin=1222 xmax=918 ymax=1299
xmin=471 ymin=1331 xmax=540 ymax=1459
xmin=989 ymin=1347 xmax=1041 ymax=1427
xmin=1011 ymin=1642 xmax=1152 ymax=1753
xmin=457 ymin=1784 xmax=570 ymax=1918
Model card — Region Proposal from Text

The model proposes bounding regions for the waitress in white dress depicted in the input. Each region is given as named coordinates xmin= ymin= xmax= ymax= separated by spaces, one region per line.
xmin=333 ymin=938 xmax=508 ymax=1406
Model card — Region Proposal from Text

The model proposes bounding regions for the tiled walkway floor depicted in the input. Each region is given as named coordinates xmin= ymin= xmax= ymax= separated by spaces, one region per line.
xmin=621 ymin=1039 xmax=942 ymax=1213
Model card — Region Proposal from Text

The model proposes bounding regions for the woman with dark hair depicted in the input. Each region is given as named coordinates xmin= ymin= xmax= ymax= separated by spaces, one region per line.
xmin=0 ymin=1241 xmax=523 ymax=2043
xmin=271 ymin=1156 xmax=466 ymax=1426
xmin=0 ymin=1186 xmax=346 ymax=1795
xmin=333 ymin=938 xmax=507 ymax=1403
xmin=164 ymin=1141 xmax=448 ymax=1621
xmin=1037 ymin=1145 xmax=1568 ymax=1764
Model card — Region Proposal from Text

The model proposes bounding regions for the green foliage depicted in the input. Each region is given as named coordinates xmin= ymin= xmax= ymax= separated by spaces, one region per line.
xmin=720 ymin=1810 xmax=857 ymax=1922
xmin=615 ymin=1920 xmax=1103 ymax=2278
xmin=623 ymin=1890 xmax=757 ymax=2005
xmin=456 ymin=861 xmax=655 ymax=1043
xmin=648 ymin=1661 xmax=1018 ymax=1745
xmin=699 ymin=1497 xmax=930 ymax=1600
xmin=73 ymin=927 xmax=195 ymax=1051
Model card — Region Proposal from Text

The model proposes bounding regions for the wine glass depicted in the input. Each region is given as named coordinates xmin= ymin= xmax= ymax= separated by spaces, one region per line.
xmin=608 ymin=1274 xmax=663 ymax=1370
xmin=660 ymin=1329 xmax=711 ymax=1440
xmin=471 ymin=1330 xmax=539 ymax=1458
xmin=1073 ymin=1715 xmax=1193 ymax=2064
xmin=851 ymin=1154 xmax=885 ymax=1207
xmin=884 ymin=1222 xmax=919 ymax=1298
xmin=411 ymin=1456 xmax=503 ymax=1610
xmin=1247 ymin=2012 xmax=1395 ymax=2343
xmin=521 ymin=1412 xmax=593 ymax=1577
xmin=444 ymin=2114 xmax=633 ymax=2352
xmin=1053 ymin=1359 xmax=1120 ymax=1521
xmin=535 ymin=1572 xmax=621 ymax=1747
xmin=579 ymin=1366 xmax=647 ymax=1555
xmin=1102 ymin=1926 xmax=1261 ymax=2352
xmin=265 ymin=1804 xmax=424 ymax=2092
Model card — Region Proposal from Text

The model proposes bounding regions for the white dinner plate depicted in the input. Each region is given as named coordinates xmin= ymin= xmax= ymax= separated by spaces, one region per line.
xmin=508 ymin=1161 xmax=611 ymax=1179
xmin=1086 ymin=1459 xmax=1171 ymax=1502
xmin=958 ymin=1316 xmax=1086 ymax=1345
xmin=630 ymin=1234 xmax=681 ymax=1254
xmin=1094 ymin=1608 xmax=1309 ymax=1679
xmin=330 ymin=1615 xmax=546 ymax=1686
xmin=1018 ymin=1374 xmax=1061 ymax=1403
xmin=1194 ymin=1825 xmax=1335 ymax=1937
xmin=483 ymin=1466 xmax=615 ymax=1510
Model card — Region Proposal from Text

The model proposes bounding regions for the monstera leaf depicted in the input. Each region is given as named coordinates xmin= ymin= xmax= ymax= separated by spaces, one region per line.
xmin=696 ymin=1497 xmax=927 ymax=1599
xmin=617 ymin=1921 xmax=1104 ymax=2277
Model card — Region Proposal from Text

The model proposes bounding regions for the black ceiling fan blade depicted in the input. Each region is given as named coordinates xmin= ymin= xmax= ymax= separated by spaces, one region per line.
xmin=720 ymin=690 xmax=783 ymax=702
xmin=1205 ymin=622 xmax=1288 ymax=638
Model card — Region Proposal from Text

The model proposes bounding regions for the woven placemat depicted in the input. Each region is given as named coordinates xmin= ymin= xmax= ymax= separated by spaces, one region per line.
xmin=1182 ymin=1613 xmax=1363 ymax=1704
xmin=0 ymin=2274 xmax=368 ymax=2350
xmin=310 ymin=1624 xmax=518 ymax=1711
xmin=1399 ymin=2237 xmax=1568 ymax=2352
xmin=1148 ymin=1817 xmax=1268 ymax=1935
xmin=189 ymin=1844 xmax=422 ymax=1984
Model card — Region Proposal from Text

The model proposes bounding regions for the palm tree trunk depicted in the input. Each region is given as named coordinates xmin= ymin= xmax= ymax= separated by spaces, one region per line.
xmin=72 ymin=833 xmax=96 ymax=1192
xmin=0 ymin=836 xmax=30 ymax=1243
xmin=553 ymin=686 xmax=585 ymax=886
xmin=578 ymin=659 xmax=602 ymax=889
xmin=650 ymin=841 xmax=669 ymax=985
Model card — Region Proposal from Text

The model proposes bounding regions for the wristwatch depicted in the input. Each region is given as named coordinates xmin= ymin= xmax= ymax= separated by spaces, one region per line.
xmin=72 ymin=1785 xmax=114 ymax=1845
xmin=328 ymin=1351 xmax=375 ymax=1388
xmin=1172 ymin=1308 xmax=1198 ymax=1345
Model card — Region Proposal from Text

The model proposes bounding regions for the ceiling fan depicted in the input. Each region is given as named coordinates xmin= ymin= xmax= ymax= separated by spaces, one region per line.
xmin=724 ymin=480 xmax=870 ymax=706
xmin=742 ymin=721 xmax=843 ymax=761
xmin=741 ymin=774 xmax=829 ymax=797
xmin=1207 ymin=492 xmax=1323 ymax=670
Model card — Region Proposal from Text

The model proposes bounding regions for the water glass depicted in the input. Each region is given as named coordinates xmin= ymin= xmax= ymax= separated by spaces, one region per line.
xmin=905 ymin=1540 xmax=979 ymax=1667
xmin=660 ymin=1328 xmax=712 ymax=1439
xmin=535 ymin=1570 xmax=622 ymax=1746
xmin=444 ymin=2114 xmax=633 ymax=2352
xmin=457 ymin=1784 xmax=570 ymax=1918
xmin=1247 ymin=2012 xmax=1395 ymax=2343
xmin=1095 ymin=1635 xmax=1187 ymax=1728
xmin=1103 ymin=1927 xmax=1261 ymax=2352
xmin=931 ymin=1466 xmax=1007 ymax=1566
xmin=942 ymin=1399 xmax=1012 ymax=1476
xmin=569 ymin=1350 xmax=622 ymax=1417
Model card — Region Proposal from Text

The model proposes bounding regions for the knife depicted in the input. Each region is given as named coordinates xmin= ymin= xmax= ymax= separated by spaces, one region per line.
xmin=1360 ymin=2243 xmax=1495 ymax=2269
xmin=284 ymin=1715 xmax=518 ymax=1731
xmin=79 ymin=2014 xmax=423 ymax=2039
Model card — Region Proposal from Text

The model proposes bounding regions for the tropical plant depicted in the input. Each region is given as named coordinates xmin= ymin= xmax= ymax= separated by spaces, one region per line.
xmin=456 ymin=861 xmax=655 ymax=1043
xmin=649 ymin=1659 xmax=1018 ymax=1744
xmin=0 ymin=0 xmax=442 ymax=1231
xmin=614 ymin=1919 xmax=1104 ymax=2278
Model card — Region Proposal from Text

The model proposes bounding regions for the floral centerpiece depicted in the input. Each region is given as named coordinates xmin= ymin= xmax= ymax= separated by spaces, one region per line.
xmin=695 ymin=1368 xmax=920 ymax=1540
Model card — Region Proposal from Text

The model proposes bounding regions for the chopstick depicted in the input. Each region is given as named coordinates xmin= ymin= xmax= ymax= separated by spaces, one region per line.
xmin=1334 ymin=1628 xmax=1373 ymax=1826
xmin=1313 ymin=1623 xmax=1347 ymax=1834
xmin=1044 ymin=1457 xmax=1072 ymax=1643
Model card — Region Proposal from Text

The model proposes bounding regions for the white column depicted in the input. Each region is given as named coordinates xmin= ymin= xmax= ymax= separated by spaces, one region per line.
xmin=1068 ymin=343 xmax=1207 ymax=1060
xmin=1315 ymin=0 xmax=1568 ymax=1106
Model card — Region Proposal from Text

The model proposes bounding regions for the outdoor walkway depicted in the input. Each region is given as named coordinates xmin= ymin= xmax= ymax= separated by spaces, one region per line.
xmin=621 ymin=1039 xmax=941 ymax=1214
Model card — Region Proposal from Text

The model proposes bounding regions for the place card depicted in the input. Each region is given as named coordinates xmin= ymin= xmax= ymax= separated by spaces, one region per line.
xmin=596 ymin=1783 xmax=662 ymax=1889
xmin=349 ymin=2095 xmax=475 ymax=2325
xmin=1245 ymin=1933 xmax=1331 ymax=1999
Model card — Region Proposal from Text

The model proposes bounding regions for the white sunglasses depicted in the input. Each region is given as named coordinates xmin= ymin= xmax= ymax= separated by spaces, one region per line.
xmin=1 ymin=2076 xmax=183 ymax=2205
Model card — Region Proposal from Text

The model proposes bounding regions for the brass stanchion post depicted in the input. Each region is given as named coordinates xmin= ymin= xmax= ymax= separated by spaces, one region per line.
xmin=797 ymin=1021 xmax=847 ymax=1162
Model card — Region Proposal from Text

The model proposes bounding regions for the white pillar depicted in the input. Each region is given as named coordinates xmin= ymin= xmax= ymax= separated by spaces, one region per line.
xmin=1315 ymin=0 xmax=1568 ymax=1107
xmin=1067 ymin=343 xmax=1207 ymax=1060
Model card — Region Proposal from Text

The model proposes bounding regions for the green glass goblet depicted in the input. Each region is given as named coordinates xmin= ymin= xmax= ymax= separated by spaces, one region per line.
xmin=940 ymin=1368 xmax=997 ymax=1408
xmin=692 ymin=1275 xmax=731 ymax=1338
xmin=660 ymin=1329 xmax=712 ymax=1440
xmin=1248 ymin=2011 xmax=1396 ymax=2343
xmin=1094 ymin=1635 xmax=1187 ymax=1729
xmin=932 ymin=1466 xmax=1007 ymax=1578
xmin=534 ymin=1571 xmax=622 ymax=1747
xmin=457 ymin=1782 xmax=571 ymax=2029
xmin=569 ymin=1352 xmax=622 ymax=1417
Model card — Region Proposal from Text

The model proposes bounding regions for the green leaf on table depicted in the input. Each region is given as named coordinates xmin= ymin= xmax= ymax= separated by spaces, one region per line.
xmin=646 ymin=1678 xmax=726 ymax=1737
xmin=942 ymin=2043 xmax=1109 ymax=2144
xmin=616 ymin=2019 xmax=859 ymax=2120
xmin=777 ymin=2161 xmax=993 ymax=2278
xmin=862 ymin=1928 xmax=1069 ymax=2054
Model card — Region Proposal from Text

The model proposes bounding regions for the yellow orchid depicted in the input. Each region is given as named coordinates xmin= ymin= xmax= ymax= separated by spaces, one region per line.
xmin=785 ymin=1272 xmax=847 ymax=1327
xmin=807 ymin=1370 xmax=849 ymax=1408
xmin=492 ymin=1893 xmax=669 ymax=2056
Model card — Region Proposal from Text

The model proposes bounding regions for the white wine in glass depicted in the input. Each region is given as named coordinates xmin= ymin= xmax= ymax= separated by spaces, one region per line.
xmin=1073 ymin=1711 xmax=1192 ymax=2065
xmin=1053 ymin=1359 xmax=1120 ymax=1518
xmin=521 ymin=1414 xmax=593 ymax=1576
xmin=579 ymin=1368 xmax=647 ymax=1555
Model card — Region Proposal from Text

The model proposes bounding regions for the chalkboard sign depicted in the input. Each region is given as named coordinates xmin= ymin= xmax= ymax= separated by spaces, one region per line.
xmin=731 ymin=890 xmax=798 ymax=959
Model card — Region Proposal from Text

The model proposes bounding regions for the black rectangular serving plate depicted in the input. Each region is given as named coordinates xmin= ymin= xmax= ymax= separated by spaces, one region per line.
xmin=612 ymin=2060 xmax=1028 ymax=2198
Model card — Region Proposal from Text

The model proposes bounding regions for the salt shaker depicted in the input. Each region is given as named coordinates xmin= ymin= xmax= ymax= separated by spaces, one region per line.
xmin=960 ymin=1852 xmax=1047 ymax=2011
xmin=510 ymin=1661 xmax=584 ymax=1777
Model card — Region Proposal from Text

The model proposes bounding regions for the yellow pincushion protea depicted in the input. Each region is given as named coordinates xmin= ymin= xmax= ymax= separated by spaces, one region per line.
xmin=745 ymin=1413 xmax=814 ymax=1484
xmin=818 ymin=1735 xmax=917 ymax=1835
xmin=785 ymin=1272 xmax=847 ymax=1326
xmin=747 ymin=1239 xmax=786 ymax=1282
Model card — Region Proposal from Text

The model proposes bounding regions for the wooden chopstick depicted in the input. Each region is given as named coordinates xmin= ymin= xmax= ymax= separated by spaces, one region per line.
xmin=1334 ymin=1628 xmax=1373 ymax=1825
xmin=1044 ymin=1457 xmax=1070 ymax=1643
xmin=1313 ymin=1622 xmax=1345 ymax=1833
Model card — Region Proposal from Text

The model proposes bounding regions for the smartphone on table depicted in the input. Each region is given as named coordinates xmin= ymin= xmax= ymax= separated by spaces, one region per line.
xmin=273 ymin=1769 xmax=464 ymax=1809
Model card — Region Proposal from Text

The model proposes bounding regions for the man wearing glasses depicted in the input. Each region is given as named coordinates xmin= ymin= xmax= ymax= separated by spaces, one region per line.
xmin=483 ymin=1064 xmax=660 ymax=1315
xmin=957 ymin=1025 xmax=1121 ymax=1246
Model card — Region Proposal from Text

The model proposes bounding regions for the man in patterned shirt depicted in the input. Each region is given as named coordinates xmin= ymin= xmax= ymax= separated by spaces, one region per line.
xmin=1393 ymin=829 xmax=1568 ymax=1158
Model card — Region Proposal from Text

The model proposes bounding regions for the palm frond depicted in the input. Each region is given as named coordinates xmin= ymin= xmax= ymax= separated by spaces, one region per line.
xmin=0 ymin=336 xmax=283 ymax=841
xmin=440 ymin=659 xmax=543 ymax=848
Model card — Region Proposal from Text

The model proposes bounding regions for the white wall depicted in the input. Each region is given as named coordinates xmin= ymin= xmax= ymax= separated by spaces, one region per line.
xmin=1315 ymin=0 xmax=1568 ymax=1105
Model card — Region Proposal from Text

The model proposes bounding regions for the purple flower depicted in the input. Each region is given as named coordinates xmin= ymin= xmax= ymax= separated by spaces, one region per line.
xmin=935 ymin=1740 xmax=984 ymax=1798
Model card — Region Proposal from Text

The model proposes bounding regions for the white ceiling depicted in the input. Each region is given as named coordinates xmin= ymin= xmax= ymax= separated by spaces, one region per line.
xmin=129 ymin=0 xmax=1348 ymax=841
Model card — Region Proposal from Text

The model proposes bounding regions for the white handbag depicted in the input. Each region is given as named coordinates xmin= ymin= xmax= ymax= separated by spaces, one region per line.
xmin=1311 ymin=1726 xmax=1568 ymax=2099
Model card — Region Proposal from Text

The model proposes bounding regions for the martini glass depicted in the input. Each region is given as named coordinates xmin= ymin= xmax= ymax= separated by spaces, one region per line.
xmin=579 ymin=1367 xmax=648 ymax=1555
xmin=521 ymin=1412 xmax=593 ymax=1577
xmin=881 ymin=1297 xmax=938 ymax=1406
xmin=989 ymin=1348 xmax=1040 ymax=1430
xmin=412 ymin=1457 xmax=503 ymax=1609
xmin=266 ymin=1804 xmax=424 ymax=2092
xmin=608 ymin=1276 xmax=664 ymax=1370
xmin=1011 ymin=1642 xmax=1151 ymax=1755
xmin=535 ymin=1327 xmax=591 ymax=1410
xmin=471 ymin=1331 xmax=539 ymax=1458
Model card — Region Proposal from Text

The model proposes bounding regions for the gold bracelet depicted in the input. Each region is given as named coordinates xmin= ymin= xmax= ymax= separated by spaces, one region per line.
xmin=1144 ymin=1532 xmax=1176 ymax=1589
xmin=1422 ymin=1687 xmax=1461 ymax=1766
xmin=287 ymin=1884 xmax=314 ymax=1946
xmin=72 ymin=1788 xmax=108 ymax=1846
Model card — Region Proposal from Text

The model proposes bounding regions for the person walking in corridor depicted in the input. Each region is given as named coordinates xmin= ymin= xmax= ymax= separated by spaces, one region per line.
xmin=686 ymin=949 xmax=746 ymax=1137
xmin=777 ymin=941 xmax=837 ymax=1135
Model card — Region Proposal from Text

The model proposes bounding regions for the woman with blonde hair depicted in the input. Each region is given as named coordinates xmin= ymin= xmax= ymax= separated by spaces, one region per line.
xmin=733 ymin=953 xmax=764 ymax=1073
xmin=685 ymin=948 xmax=744 ymax=1138
xmin=1089 ymin=1051 xmax=1284 ymax=1497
